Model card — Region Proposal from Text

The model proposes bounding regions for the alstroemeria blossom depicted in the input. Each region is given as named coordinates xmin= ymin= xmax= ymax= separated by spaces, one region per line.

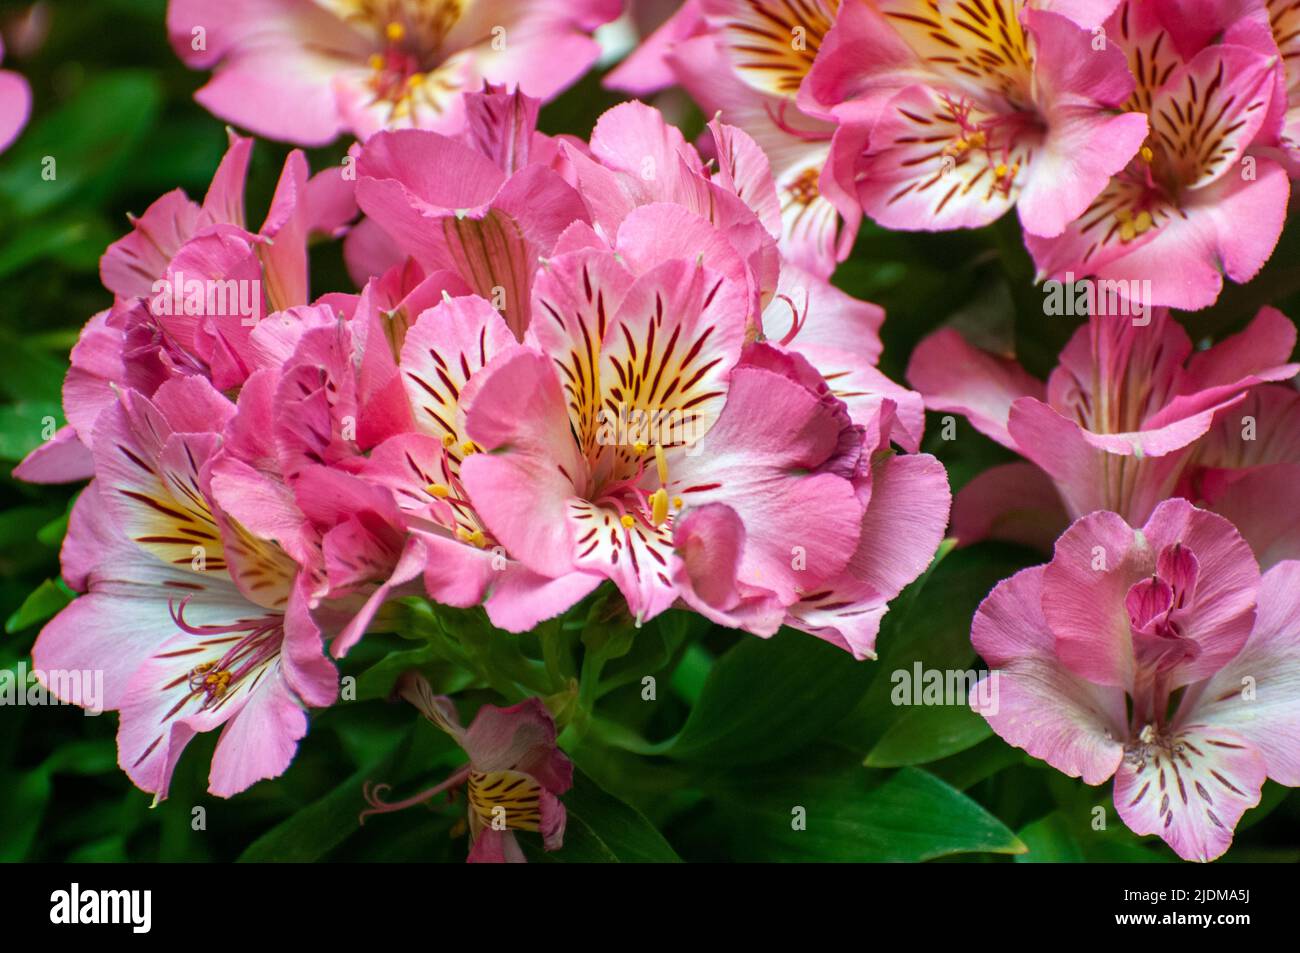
xmin=908 ymin=307 xmax=1299 ymax=551
xmin=1025 ymin=0 xmax=1290 ymax=310
xmin=353 ymin=85 xmax=588 ymax=336
xmin=608 ymin=0 xmax=859 ymax=278
xmin=802 ymin=0 xmax=1149 ymax=236
xmin=361 ymin=672 xmax=572 ymax=863
xmin=14 ymin=131 xmax=356 ymax=486
xmin=166 ymin=0 xmax=621 ymax=144
xmin=561 ymin=102 xmax=926 ymax=442
xmin=971 ymin=499 xmax=1300 ymax=861
xmin=33 ymin=378 xmax=339 ymax=799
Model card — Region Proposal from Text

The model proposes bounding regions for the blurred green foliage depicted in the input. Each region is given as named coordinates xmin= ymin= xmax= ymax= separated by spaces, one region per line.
xmin=1 ymin=0 xmax=1297 ymax=863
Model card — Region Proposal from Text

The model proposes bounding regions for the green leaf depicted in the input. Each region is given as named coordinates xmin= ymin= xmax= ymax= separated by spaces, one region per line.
xmin=0 ymin=71 xmax=163 ymax=217
xmin=351 ymin=642 xmax=472 ymax=702
xmin=0 ymin=400 xmax=62 ymax=462
xmin=238 ymin=761 xmax=384 ymax=863
xmin=0 ymin=770 xmax=51 ymax=862
xmin=0 ymin=214 xmax=114 ymax=280
xmin=664 ymin=627 xmax=872 ymax=765
xmin=43 ymin=738 xmax=119 ymax=776
xmin=865 ymin=702 xmax=993 ymax=767
xmin=5 ymin=578 xmax=73 ymax=634
xmin=712 ymin=752 xmax=1025 ymax=862
xmin=840 ymin=542 xmax=1035 ymax=752
xmin=530 ymin=768 xmax=680 ymax=863
xmin=1016 ymin=812 xmax=1084 ymax=863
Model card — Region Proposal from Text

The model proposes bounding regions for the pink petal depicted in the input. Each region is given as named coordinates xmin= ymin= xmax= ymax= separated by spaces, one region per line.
xmin=1184 ymin=560 xmax=1300 ymax=785
xmin=1113 ymin=724 xmax=1265 ymax=861
xmin=972 ymin=566 xmax=1128 ymax=784
xmin=908 ymin=328 xmax=1045 ymax=450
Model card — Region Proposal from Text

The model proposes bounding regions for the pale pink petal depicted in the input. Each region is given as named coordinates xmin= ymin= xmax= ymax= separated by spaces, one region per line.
xmin=908 ymin=328 xmax=1045 ymax=450
xmin=972 ymin=566 xmax=1128 ymax=784
xmin=460 ymin=349 xmax=584 ymax=578
xmin=1113 ymin=724 xmax=1265 ymax=862
xmin=13 ymin=426 xmax=95 ymax=484
xmin=1184 ymin=560 xmax=1300 ymax=784
xmin=951 ymin=460 xmax=1069 ymax=551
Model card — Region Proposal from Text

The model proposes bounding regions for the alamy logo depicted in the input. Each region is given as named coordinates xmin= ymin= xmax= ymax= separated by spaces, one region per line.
xmin=49 ymin=883 xmax=151 ymax=933
xmin=890 ymin=663 xmax=999 ymax=714
xmin=150 ymin=270 xmax=263 ymax=327
xmin=1042 ymin=271 xmax=1152 ymax=325
xmin=0 ymin=663 xmax=103 ymax=715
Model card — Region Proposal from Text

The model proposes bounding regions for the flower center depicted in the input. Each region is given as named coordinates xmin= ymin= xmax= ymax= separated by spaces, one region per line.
xmin=171 ymin=603 xmax=285 ymax=712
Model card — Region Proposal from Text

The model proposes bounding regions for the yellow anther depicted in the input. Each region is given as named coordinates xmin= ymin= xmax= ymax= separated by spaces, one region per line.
xmin=943 ymin=138 xmax=970 ymax=157
xmin=1140 ymin=146 xmax=1154 ymax=163
xmin=426 ymin=483 xmax=451 ymax=498
xmin=620 ymin=514 xmax=636 ymax=529
xmin=1119 ymin=220 xmax=1137 ymax=242
xmin=457 ymin=526 xmax=486 ymax=548
xmin=967 ymin=130 xmax=986 ymax=148
xmin=1133 ymin=210 xmax=1153 ymax=235
xmin=632 ymin=441 xmax=649 ymax=455
xmin=441 ymin=433 xmax=457 ymax=448
xmin=650 ymin=488 xmax=669 ymax=526
xmin=994 ymin=163 xmax=1009 ymax=178
xmin=369 ymin=53 xmax=386 ymax=71
xmin=407 ymin=72 xmax=425 ymax=88
xmin=1115 ymin=208 xmax=1133 ymax=223
xmin=673 ymin=496 xmax=683 ymax=509
xmin=460 ymin=441 xmax=477 ymax=456
xmin=385 ymin=21 xmax=406 ymax=42
xmin=654 ymin=443 xmax=669 ymax=485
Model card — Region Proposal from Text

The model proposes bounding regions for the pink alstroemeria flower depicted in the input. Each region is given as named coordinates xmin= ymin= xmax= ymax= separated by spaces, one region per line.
xmin=166 ymin=0 xmax=621 ymax=145
xmin=908 ymin=307 xmax=1299 ymax=552
xmin=378 ymin=291 xmax=603 ymax=631
xmin=14 ymin=131 xmax=355 ymax=485
xmin=1025 ymin=0 xmax=1290 ymax=310
xmin=608 ymin=0 xmax=859 ymax=279
xmin=454 ymin=232 xmax=948 ymax=655
xmin=563 ymin=102 xmax=925 ymax=442
xmin=33 ymin=378 xmax=339 ymax=800
xmin=361 ymin=673 xmax=572 ymax=863
xmin=800 ymin=0 xmax=1149 ymax=237
xmin=353 ymin=85 xmax=588 ymax=337
xmin=0 ymin=35 xmax=31 ymax=153
xmin=971 ymin=499 xmax=1300 ymax=861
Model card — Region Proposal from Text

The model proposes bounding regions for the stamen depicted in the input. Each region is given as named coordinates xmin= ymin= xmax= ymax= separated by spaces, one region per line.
xmin=426 ymin=483 xmax=451 ymax=498
xmin=649 ymin=488 xmax=669 ymax=526
xmin=359 ymin=764 xmax=472 ymax=825
xmin=456 ymin=526 xmax=486 ymax=547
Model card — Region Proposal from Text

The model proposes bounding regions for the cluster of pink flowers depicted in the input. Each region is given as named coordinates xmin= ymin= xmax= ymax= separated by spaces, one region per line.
xmin=16 ymin=30 xmax=949 ymax=853
xmin=12 ymin=0 xmax=1300 ymax=863
xmin=628 ymin=0 xmax=1297 ymax=309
